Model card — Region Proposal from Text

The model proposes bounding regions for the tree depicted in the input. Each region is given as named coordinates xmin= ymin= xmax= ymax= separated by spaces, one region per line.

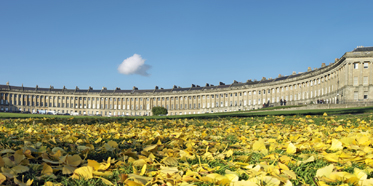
xmin=151 ymin=106 xmax=168 ymax=116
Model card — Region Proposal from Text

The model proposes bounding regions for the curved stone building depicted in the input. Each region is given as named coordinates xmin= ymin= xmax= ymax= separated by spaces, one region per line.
xmin=1 ymin=47 xmax=373 ymax=116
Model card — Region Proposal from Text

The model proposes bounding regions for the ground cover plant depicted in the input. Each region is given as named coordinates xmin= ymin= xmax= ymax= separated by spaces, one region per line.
xmin=0 ymin=114 xmax=373 ymax=185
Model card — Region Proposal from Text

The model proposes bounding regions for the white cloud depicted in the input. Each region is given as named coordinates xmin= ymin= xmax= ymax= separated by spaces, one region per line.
xmin=118 ymin=54 xmax=151 ymax=76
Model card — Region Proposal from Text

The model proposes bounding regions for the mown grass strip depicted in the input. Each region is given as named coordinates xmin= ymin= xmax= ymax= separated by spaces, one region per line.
xmin=2 ymin=105 xmax=373 ymax=120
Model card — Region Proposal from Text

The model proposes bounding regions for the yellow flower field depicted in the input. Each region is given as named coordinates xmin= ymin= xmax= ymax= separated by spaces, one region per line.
xmin=0 ymin=114 xmax=373 ymax=186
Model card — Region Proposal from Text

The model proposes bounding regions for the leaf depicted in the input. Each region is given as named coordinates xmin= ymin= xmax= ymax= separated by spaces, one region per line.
xmin=252 ymin=138 xmax=268 ymax=154
xmin=93 ymin=171 xmax=113 ymax=176
xmin=224 ymin=149 xmax=234 ymax=158
xmin=286 ymin=142 xmax=296 ymax=154
xmin=3 ymin=157 xmax=15 ymax=167
xmin=180 ymin=150 xmax=195 ymax=160
xmin=205 ymin=173 xmax=230 ymax=184
xmin=160 ymin=166 xmax=178 ymax=175
xmin=51 ymin=147 xmax=66 ymax=154
xmin=329 ymin=139 xmax=343 ymax=151
xmin=143 ymin=144 xmax=157 ymax=152
xmin=125 ymin=180 xmax=143 ymax=186
xmin=230 ymin=180 xmax=258 ymax=186
xmin=88 ymin=159 xmax=101 ymax=171
xmin=329 ymin=172 xmax=354 ymax=182
xmin=283 ymin=180 xmax=292 ymax=186
xmin=62 ymin=165 xmax=76 ymax=175
xmin=93 ymin=176 xmax=114 ymax=185
xmin=282 ymin=170 xmax=297 ymax=180
xmin=354 ymin=168 xmax=367 ymax=181
xmin=128 ymin=174 xmax=152 ymax=185
xmin=94 ymin=137 xmax=102 ymax=144
xmin=14 ymin=177 xmax=33 ymax=186
xmin=262 ymin=176 xmax=281 ymax=186
xmin=132 ymin=159 xmax=147 ymax=167
xmin=77 ymin=146 xmax=91 ymax=152
xmin=103 ymin=143 xmax=115 ymax=151
xmin=42 ymin=158 xmax=60 ymax=164
xmin=253 ymin=139 xmax=266 ymax=151
xmin=161 ymin=157 xmax=178 ymax=166
xmin=14 ymin=149 xmax=25 ymax=165
xmin=323 ymin=153 xmax=339 ymax=162
xmin=118 ymin=174 xmax=128 ymax=183
xmin=71 ymin=166 xmax=93 ymax=180
xmin=0 ymin=173 xmax=6 ymax=185
xmin=12 ymin=165 xmax=29 ymax=174
xmin=97 ymin=157 xmax=111 ymax=171
xmin=225 ymin=173 xmax=239 ymax=182
xmin=278 ymin=162 xmax=289 ymax=170
xmin=107 ymin=141 xmax=118 ymax=148
xmin=140 ymin=164 xmax=147 ymax=176
xmin=66 ymin=155 xmax=82 ymax=167
xmin=51 ymin=150 xmax=63 ymax=160
xmin=1 ymin=167 xmax=16 ymax=178
xmin=0 ymin=149 xmax=15 ymax=154
xmin=297 ymin=156 xmax=315 ymax=166
xmin=41 ymin=163 xmax=53 ymax=175
xmin=0 ymin=156 xmax=5 ymax=167
xmin=316 ymin=164 xmax=334 ymax=178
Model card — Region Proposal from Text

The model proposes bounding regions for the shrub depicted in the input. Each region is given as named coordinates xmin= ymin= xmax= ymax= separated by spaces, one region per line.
xmin=152 ymin=106 xmax=168 ymax=116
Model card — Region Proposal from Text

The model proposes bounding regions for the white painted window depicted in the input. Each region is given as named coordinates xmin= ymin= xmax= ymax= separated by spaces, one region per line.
xmin=244 ymin=100 xmax=246 ymax=106
xmin=364 ymin=62 xmax=368 ymax=69
xmin=364 ymin=76 xmax=368 ymax=85
xmin=354 ymin=77 xmax=358 ymax=86
xmin=354 ymin=92 xmax=358 ymax=100
xmin=354 ymin=63 xmax=358 ymax=69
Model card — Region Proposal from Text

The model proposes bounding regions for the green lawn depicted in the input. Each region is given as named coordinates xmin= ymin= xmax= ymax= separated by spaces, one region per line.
xmin=2 ymin=105 xmax=373 ymax=120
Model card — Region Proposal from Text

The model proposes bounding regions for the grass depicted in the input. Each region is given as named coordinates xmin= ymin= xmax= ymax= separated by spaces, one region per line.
xmin=2 ymin=105 xmax=373 ymax=120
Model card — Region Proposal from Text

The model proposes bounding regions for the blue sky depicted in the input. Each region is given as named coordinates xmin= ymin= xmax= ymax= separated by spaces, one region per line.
xmin=1 ymin=1 xmax=373 ymax=90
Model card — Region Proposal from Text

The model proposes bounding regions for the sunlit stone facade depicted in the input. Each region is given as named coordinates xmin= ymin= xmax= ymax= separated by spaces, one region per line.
xmin=1 ymin=47 xmax=373 ymax=116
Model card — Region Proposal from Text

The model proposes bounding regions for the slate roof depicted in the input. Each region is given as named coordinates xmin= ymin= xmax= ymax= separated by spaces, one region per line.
xmin=353 ymin=47 xmax=373 ymax=52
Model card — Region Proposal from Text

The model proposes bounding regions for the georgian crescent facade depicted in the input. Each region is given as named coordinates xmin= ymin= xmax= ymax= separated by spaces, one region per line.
xmin=1 ymin=47 xmax=373 ymax=116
